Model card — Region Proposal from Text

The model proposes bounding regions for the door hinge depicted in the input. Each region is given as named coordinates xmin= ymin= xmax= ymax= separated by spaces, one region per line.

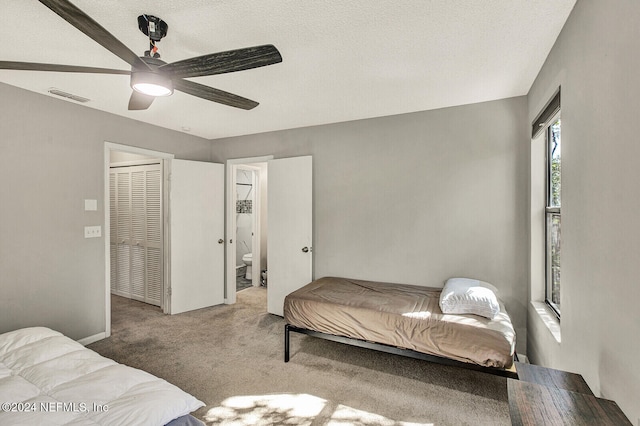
xmin=167 ymin=287 xmax=172 ymax=296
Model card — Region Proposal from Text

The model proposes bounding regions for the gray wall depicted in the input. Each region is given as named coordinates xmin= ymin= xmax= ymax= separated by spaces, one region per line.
xmin=527 ymin=1 xmax=640 ymax=422
xmin=211 ymin=96 xmax=530 ymax=352
xmin=0 ymin=82 xmax=213 ymax=340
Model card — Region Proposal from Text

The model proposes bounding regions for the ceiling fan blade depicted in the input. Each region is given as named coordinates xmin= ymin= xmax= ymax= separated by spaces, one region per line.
xmin=128 ymin=91 xmax=155 ymax=110
xmin=0 ymin=61 xmax=130 ymax=75
xmin=38 ymin=0 xmax=150 ymax=71
xmin=174 ymin=79 xmax=258 ymax=110
xmin=161 ymin=45 xmax=282 ymax=79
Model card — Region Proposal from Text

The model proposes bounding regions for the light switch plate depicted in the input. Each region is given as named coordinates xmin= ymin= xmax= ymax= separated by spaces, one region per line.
xmin=84 ymin=199 xmax=98 ymax=211
xmin=84 ymin=226 xmax=102 ymax=238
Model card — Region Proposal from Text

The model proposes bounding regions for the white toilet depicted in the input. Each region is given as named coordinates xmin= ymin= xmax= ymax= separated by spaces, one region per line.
xmin=242 ymin=253 xmax=252 ymax=280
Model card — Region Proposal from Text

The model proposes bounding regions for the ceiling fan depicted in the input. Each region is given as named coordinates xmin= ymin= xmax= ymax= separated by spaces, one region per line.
xmin=0 ymin=0 xmax=282 ymax=110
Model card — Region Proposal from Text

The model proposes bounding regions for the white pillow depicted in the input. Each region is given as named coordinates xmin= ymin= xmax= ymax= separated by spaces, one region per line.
xmin=439 ymin=278 xmax=500 ymax=319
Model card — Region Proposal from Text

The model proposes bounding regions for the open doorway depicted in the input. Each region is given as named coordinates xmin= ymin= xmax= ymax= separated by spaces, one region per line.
xmin=234 ymin=165 xmax=259 ymax=292
xmin=225 ymin=156 xmax=273 ymax=305
xmin=109 ymin=150 xmax=164 ymax=309
xmin=103 ymin=142 xmax=174 ymax=337
xmin=226 ymin=155 xmax=313 ymax=315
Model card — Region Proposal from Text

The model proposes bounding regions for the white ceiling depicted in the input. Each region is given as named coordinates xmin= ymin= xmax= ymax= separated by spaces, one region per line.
xmin=0 ymin=1 xmax=575 ymax=140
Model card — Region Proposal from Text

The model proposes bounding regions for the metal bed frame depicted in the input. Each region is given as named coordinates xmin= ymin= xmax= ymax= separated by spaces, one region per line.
xmin=284 ymin=323 xmax=518 ymax=379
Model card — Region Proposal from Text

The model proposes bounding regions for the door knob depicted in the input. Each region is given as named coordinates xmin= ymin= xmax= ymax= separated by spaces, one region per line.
xmin=302 ymin=247 xmax=309 ymax=253
xmin=218 ymin=239 xmax=224 ymax=244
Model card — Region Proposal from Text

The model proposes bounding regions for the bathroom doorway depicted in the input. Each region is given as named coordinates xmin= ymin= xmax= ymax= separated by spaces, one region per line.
xmin=225 ymin=155 xmax=313 ymax=312
xmin=234 ymin=165 xmax=259 ymax=292
xmin=226 ymin=156 xmax=272 ymax=304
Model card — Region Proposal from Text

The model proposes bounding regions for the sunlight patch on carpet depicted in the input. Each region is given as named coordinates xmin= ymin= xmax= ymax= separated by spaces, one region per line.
xmin=204 ymin=393 xmax=433 ymax=426
xmin=330 ymin=404 xmax=433 ymax=425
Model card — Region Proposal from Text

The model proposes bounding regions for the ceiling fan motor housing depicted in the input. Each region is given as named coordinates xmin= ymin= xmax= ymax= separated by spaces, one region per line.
xmin=130 ymin=56 xmax=173 ymax=97
xmin=137 ymin=15 xmax=168 ymax=41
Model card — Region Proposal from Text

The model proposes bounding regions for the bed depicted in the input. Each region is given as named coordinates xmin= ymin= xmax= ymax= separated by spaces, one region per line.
xmin=0 ymin=327 xmax=205 ymax=425
xmin=283 ymin=277 xmax=517 ymax=377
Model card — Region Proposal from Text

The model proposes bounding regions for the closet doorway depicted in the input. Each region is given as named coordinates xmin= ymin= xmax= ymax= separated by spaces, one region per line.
xmin=104 ymin=142 xmax=174 ymax=337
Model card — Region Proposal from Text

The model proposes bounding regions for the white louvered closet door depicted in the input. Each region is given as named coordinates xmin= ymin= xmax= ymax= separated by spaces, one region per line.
xmin=109 ymin=163 xmax=163 ymax=307
xmin=145 ymin=168 xmax=163 ymax=305
xmin=109 ymin=173 xmax=117 ymax=292
xmin=116 ymin=171 xmax=131 ymax=296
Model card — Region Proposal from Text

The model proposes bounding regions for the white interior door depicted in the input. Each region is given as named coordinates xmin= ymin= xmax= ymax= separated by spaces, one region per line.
xmin=267 ymin=156 xmax=313 ymax=316
xmin=170 ymin=159 xmax=225 ymax=314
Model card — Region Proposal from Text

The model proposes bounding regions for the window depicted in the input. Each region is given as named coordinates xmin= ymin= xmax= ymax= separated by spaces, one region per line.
xmin=532 ymin=89 xmax=561 ymax=319
xmin=545 ymin=117 xmax=561 ymax=317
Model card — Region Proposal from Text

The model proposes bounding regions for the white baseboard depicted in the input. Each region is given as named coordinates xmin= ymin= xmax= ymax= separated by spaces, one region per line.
xmin=77 ymin=332 xmax=106 ymax=346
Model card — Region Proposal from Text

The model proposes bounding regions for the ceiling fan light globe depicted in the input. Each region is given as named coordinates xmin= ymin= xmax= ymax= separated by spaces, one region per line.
xmin=130 ymin=72 xmax=173 ymax=96
xmin=133 ymin=83 xmax=172 ymax=96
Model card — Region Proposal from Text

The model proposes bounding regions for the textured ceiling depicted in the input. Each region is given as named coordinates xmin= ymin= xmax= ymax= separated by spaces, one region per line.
xmin=0 ymin=1 xmax=575 ymax=139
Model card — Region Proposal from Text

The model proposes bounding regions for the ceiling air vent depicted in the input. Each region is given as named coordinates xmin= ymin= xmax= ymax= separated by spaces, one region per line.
xmin=47 ymin=88 xmax=90 ymax=103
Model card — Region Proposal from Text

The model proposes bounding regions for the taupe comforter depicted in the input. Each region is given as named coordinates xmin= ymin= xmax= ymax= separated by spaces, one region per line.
xmin=283 ymin=277 xmax=516 ymax=368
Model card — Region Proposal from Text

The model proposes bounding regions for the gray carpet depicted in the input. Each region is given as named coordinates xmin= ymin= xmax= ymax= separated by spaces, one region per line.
xmin=88 ymin=288 xmax=510 ymax=425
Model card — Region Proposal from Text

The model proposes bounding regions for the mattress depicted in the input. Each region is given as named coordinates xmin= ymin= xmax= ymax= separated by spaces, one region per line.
xmin=284 ymin=277 xmax=516 ymax=368
xmin=0 ymin=327 xmax=204 ymax=425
